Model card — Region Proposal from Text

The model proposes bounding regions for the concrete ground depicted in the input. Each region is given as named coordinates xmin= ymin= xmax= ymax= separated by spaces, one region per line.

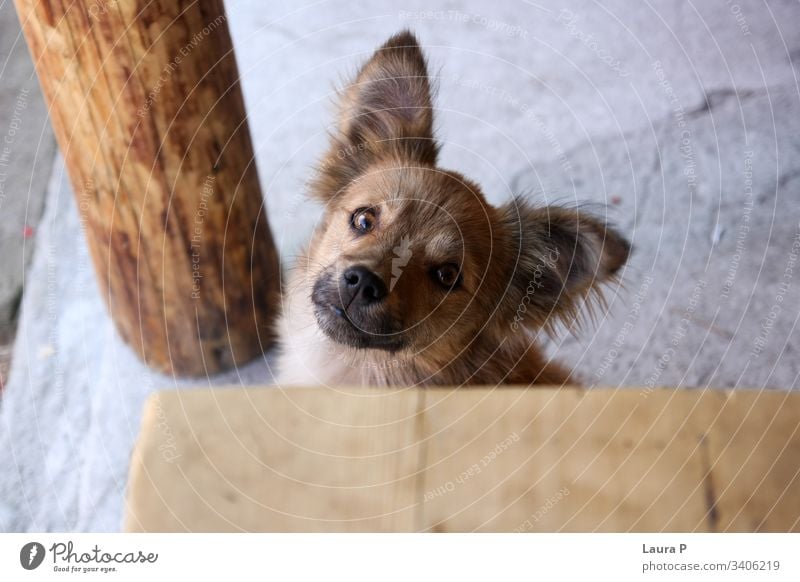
xmin=0 ymin=4 xmax=56 ymax=385
xmin=0 ymin=0 xmax=799 ymax=531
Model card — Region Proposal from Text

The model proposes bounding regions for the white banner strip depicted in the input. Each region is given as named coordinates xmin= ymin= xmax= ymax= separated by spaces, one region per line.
xmin=1 ymin=533 xmax=797 ymax=581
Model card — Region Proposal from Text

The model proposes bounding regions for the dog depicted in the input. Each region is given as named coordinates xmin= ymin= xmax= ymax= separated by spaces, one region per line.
xmin=275 ymin=31 xmax=629 ymax=387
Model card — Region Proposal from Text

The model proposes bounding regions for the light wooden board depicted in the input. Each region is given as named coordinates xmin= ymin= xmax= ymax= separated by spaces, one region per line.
xmin=124 ymin=387 xmax=800 ymax=532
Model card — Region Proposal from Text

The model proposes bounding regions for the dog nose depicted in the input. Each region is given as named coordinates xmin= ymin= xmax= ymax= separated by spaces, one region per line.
xmin=341 ymin=265 xmax=387 ymax=307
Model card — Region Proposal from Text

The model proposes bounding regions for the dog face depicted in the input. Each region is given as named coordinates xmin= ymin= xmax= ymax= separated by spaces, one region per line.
xmin=309 ymin=162 xmax=495 ymax=353
xmin=303 ymin=31 xmax=629 ymax=360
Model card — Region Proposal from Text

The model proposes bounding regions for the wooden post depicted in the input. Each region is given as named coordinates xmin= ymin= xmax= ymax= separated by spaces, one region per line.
xmin=13 ymin=0 xmax=280 ymax=375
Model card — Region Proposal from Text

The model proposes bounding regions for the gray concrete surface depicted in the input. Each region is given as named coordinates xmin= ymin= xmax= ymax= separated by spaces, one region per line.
xmin=0 ymin=2 xmax=56 ymax=380
xmin=0 ymin=0 xmax=799 ymax=531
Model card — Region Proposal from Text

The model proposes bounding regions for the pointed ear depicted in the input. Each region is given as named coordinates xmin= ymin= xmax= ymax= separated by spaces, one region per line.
xmin=312 ymin=30 xmax=438 ymax=200
xmin=498 ymin=198 xmax=631 ymax=332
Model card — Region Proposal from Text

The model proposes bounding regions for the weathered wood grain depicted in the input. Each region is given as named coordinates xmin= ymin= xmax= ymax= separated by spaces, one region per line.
xmin=13 ymin=0 xmax=280 ymax=374
xmin=124 ymin=387 xmax=800 ymax=532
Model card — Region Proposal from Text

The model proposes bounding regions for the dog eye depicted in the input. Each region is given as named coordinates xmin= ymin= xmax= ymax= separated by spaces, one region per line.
xmin=434 ymin=264 xmax=462 ymax=289
xmin=351 ymin=207 xmax=377 ymax=233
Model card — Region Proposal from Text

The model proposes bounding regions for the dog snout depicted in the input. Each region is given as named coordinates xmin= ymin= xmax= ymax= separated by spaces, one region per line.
xmin=341 ymin=265 xmax=387 ymax=308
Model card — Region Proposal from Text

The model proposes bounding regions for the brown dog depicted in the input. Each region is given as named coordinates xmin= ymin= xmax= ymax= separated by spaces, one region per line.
xmin=276 ymin=31 xmax=629 ymax=387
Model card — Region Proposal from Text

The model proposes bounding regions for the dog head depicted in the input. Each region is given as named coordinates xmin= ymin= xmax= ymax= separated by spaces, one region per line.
xmin=303 ymin=31 xmax=629 ymax=359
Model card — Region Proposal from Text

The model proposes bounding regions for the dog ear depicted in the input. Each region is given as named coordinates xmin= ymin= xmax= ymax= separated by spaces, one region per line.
xmin=497 ymin=198 xmax=630 ymax=333
xmin=311 ymin=30 xmax=438 ymax=201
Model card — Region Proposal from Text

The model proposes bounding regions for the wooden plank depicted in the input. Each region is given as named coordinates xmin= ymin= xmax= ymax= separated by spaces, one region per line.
xmin=125 ymin=388 xmax=423 ymax=532
xmin=124 ymin=387 xmax=800 ymax=532
xmin=706 ymin=390 xmax=800 ymax=532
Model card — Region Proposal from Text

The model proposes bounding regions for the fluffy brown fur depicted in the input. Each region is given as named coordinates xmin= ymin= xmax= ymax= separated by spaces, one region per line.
xmin=276 ymin=31 xmax=630 ymax=387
